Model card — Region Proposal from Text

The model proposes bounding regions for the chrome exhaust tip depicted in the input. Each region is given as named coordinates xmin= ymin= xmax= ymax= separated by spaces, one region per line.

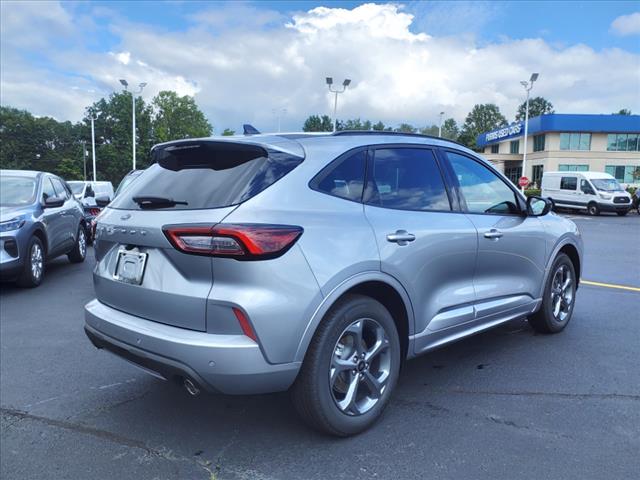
xmin=183 ymin=378 xmax=200 ymax=396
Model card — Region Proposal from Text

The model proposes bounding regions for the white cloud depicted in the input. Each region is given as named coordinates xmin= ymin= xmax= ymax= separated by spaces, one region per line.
xmin=610 ymin=12 xmax=640 ymax=36
xmin=1 ymin=2 xmax=639 ymax=132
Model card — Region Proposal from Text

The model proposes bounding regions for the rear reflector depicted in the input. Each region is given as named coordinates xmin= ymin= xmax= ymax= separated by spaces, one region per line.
xmin=233 ymin=307 xmax=257 ymax=342
xmin=163 ymin=224 xmax=303 ymax=260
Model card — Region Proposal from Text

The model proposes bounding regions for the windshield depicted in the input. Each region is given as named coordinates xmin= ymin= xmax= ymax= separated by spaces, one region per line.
xmin=68 ymin=182 xmax=85 ymax=194
xmin=0 ymin=176 xmax=37 ymax=206
xmin=591 ymin=178 xmax=623 ymax=192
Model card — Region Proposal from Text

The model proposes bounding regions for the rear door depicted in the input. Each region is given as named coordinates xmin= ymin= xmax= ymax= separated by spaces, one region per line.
xmin=50 ymin=177 xmax=76 ymax=246
xmin=93 ymin=140 xmax=303 ymax=332
xmin=41 ymin=176 xmax=66 ymax=255
xmin=442 ymin=149 xmax=547 ymax=318
xmin=362 ymin=146 xmax=478 ymax=352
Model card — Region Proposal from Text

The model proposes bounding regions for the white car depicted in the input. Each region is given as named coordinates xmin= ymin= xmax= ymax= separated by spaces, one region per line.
xmin=67 ymin=181 xmax=114 ymax=205
xmin=541 ymin=171 xmax=632 ymax=216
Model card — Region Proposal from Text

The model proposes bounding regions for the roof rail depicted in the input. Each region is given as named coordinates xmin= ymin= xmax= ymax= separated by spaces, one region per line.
xmin=331 ymin=130 xmax=468 ymax=148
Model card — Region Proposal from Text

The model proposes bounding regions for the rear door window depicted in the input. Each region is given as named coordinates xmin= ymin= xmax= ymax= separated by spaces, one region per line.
xmin=310 ymin=149 xmax=366 ymax=202
xmin=365 ymin=148 xmax=451 ymax=211
xmin=110 ymin=142 xmax=303 ymax=210
xmin=560 ymin=177 xmax=577 ymax=190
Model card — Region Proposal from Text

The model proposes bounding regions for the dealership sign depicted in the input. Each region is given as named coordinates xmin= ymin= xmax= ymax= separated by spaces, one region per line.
xmin=483 ymin=122 xmax=523 ymax=144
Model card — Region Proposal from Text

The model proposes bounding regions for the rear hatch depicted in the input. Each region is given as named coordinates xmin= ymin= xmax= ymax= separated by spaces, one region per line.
xmin=93 ymin=138 xmax=304 ymax=331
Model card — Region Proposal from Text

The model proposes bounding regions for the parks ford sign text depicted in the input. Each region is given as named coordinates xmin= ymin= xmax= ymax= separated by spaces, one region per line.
xmin=484 ymin=122 xmax=523 ymax=143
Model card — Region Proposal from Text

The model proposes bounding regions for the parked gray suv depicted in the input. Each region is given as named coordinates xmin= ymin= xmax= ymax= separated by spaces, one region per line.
xmin=84 ymin=132 xmax=582 ymax=436
xmin=1 ymin=170 xmax=87 ymax=287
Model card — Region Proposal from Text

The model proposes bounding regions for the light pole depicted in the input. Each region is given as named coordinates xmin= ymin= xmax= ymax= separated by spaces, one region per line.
xmin=273 ymin=108 xmax=287 ymax=132
xmin=82 ymin=141 xmax=87 ymax=181
xmin=326 ymin=77 xmax=351 ymax=132
xmin=120 ymin=79 xmax=147 ymax=170
xmin=438 ymin=111 xmax=445 ymax=137
xmin=90 ymin=114 xmax=97 ymax=181
xmin=520 ymin=72 xmax=539 ymax=192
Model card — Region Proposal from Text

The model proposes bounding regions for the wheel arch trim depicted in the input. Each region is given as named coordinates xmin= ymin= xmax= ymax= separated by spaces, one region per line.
xmin=293 ymin=271 xmax=415 ymax=363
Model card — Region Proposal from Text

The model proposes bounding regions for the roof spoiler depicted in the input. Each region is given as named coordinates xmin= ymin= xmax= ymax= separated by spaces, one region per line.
xmin=243 ymin=124 xmax=261 ymax=135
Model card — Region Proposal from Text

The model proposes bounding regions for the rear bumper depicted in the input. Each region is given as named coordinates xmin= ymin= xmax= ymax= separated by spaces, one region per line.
xmin=84 ymin=299 xmax=300 ymax=394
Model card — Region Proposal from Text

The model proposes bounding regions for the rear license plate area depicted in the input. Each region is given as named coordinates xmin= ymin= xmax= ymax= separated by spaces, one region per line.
xmin=113 ymin=248 xmax=148 ymax=285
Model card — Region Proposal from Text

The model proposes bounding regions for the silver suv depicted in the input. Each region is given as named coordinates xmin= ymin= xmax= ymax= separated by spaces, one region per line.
xmin=84 ymin=132 xmax=582 ymax=436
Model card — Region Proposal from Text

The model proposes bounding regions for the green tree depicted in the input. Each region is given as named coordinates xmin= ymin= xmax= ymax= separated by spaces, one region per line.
xmin=152 ymin=91 xmax=212 ymax=144
xmin=515 ymin=96 xmax=554 ymax=121
xmin=441 ymin=118 xmax=459 ymax=140
xmin=221 ymin=128 xmax=235 ymax=136
xmin=615 ymin=109 xmax=632 ymax=115
xmin=395 ymin=123 xmax=417 ymax=133
xmin=372 ymin=121 xmax=385 ymax=131
xmin=459 ymin=104 xmax=508 ymax=149
xmin=419 ymin=125 xmax=439 ymax=136
xmin=82 ymin=91 xmax=154 ymax=185
xmin=302 ymin=115 xmax=333 ymax=132
xmin=56 ymin=157 xmax=83 ymax=180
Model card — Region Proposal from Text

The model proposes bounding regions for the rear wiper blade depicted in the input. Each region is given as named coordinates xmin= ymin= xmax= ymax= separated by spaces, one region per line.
xmin=132 ymin=196 xmax=188 ymax=209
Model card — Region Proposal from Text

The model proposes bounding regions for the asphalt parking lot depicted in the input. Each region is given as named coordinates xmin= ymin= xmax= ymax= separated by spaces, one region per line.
xmin=1 ymin=213 xmax=639 ymax=480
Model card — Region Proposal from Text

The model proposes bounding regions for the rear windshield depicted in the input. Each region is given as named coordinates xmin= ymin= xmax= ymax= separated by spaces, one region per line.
xmin=109 ymin=142 xmax=303 ymax=210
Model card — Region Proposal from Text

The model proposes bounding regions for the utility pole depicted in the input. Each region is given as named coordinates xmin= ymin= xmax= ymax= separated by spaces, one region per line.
xmin=120 ymin=79 xmax=147 ymax=170
xmin=90 ymin=115 xmax=97 ymax=181
xmin=438 ymin=111 xmax=445 ymax=137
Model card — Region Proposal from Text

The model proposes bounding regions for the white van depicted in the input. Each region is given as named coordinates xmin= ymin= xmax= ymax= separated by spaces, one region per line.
xmin=541 ymin=171 xmax=632 ymax=216
xmin=67 ymin=181 xmax=115 ymax=205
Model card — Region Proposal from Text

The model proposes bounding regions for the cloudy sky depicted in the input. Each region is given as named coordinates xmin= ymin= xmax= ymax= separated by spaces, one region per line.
xmin=1 ymin=1 xmax=639 ymax=132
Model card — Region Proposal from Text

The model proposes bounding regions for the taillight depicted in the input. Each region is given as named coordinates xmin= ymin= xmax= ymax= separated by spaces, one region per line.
xmin=163 ymin=224 xmax=303 ymax=260
xmin=89 ymin=208 xmax=101 ymax=216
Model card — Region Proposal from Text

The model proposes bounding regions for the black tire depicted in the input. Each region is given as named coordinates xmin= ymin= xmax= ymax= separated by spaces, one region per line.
xmin=16 ymin=236 xmax=45 ymax=288
xmin=616 ymin=210 xmax=628 ymax=216
xmin=587 ymin=202 xmax=599 ymax=216
xmin=291 ymin=294 xmax=401 ymax=436
xmin=528 ymin=253 xmax=576 ymax=334
xmin=68 ymin=226 xmax=87 ymax=263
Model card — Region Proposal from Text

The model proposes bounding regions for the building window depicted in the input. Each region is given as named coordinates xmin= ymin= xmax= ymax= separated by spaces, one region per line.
xmin=490 ymin=144 xmax=499 ymax=154
xmin=532 ymin=165 xmax=544 ymax=187
xmin=504 ymin=166 xmax=522 ymax=185
xmin=607 ymin=133 xmax=640 ymax=151
xmin=559 ymin=133 xmax=591 ymax=151
xmin=605 ymin=165 xmax=640 ymax=183
xmin=510 ymin=140 xmax=519 ymax=154
xmin=533 ymin=134 xmax=545 ymax=152
xmin=558 ymin=164 xmax=589 ymax=172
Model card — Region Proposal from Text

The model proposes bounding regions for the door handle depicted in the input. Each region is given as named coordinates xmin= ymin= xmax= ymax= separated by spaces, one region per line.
xmin=386 ymin=230 xmax=415 ymax=246
xmin=483 ymin=228 xmax=503 ymax=240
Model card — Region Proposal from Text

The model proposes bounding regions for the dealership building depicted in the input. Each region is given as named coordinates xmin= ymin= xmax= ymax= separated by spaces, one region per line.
xmin=477 ymin=114 xmax=640 ymax=188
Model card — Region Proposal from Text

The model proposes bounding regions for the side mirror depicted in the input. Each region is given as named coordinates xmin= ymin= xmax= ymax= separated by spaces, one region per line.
xmin=581 ymin=187 xmax=594 ymax=195
xmin=95 ymin=195 xmax=111 ymax=207
xmin=527 ymin=196 xmax=552 ymax=216
xmin=43 ymin=195 xmax=65 ymax=208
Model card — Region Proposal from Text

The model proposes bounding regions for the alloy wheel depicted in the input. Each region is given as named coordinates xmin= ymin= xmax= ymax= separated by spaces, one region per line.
xmin=329 ymin=318 xmax=391 ymax=416
xmin=550 ymin=264 xmax=573 ymax=322
xmin=78 ymin=229 xmax=86 ymax=258
xmin=30 ymin=243 xmax=43 ymax=281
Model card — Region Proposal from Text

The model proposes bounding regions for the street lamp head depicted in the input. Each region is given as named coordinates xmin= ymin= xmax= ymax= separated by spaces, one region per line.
xmin=343 ymin=78 xmax=351 ymax=87
xmin=119 ymin=79 xmax=128 ymax=87
xmin=440 ymin=111 xmax=445 ymax=115
xmin=530 ymin=73 xmax=539 ymax=83
xmin=520 ymin=80 xmax=528 ymax=88
xmin=139 ymin=82 xmax=147 ymax=88
xmin=326 ymin=77 xmax=333 ymax=86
